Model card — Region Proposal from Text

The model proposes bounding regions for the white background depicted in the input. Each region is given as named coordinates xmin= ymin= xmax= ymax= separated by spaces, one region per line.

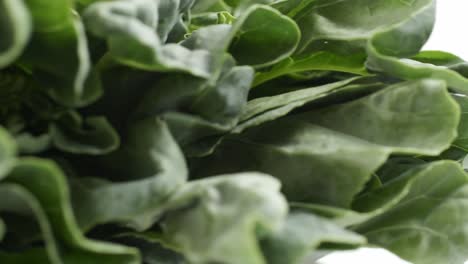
xmin=424 ymin=0 xmax=468 ymax=60
xmin=318 ymin=1 xmax=468 ymax=263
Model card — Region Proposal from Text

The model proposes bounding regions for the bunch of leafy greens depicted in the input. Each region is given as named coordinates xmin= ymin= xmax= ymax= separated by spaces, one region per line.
xmin=2 ymin=0 xmax=468 ymax=263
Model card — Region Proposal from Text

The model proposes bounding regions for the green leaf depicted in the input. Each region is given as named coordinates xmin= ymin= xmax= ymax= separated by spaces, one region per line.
xmin=157 ymin=0 xmax=192 ymax=43
xmin=180 ymin=65 xmax=253 ymax=124
xmin=83 ymin=0 xmax=217 ymax=78
xmin=288 ymin=158 xmax=427 ymax=228
xmin=355 ymin=161 xmax=468 ymax=264
xmin=451 ymin=95 xmax=468 ymax=152
xmin=228 ymin=5 xmax=300 ymax=67
xmin=236 ymin=76 xmax=381 ymax=132
xmin=254 ymin=0 xmax=437 ymax=87
xmin=191 ymin=0 xmax=230 ymax=13
xmin=0 ymin=218 xmax=4 ymax=241
xmin=162 ymin=112 xmax=230 ymax=156
xmin=189 ymin=11 xmax=236 ymax=31
xmin=291 ymin=203 xmax=373 ymax=228
xmin=195 ymin=120 xmax=391 ymax=207
xmin=0 ymin=126 xmax=15 ymax=180
xmin=0 ymin=158 xmax=140 ymax=263
xmin=224 ymin=0 xmax=275 ymax=14
xmin=185 ymin=5 xmax=301 ymax=69
xmin=0 ymin=0 xmax=31 ymax=68
xmin=15 ymin=132 xmax=51 ymax=154
xmin=113 ymin=234 xmax=188 ymax=264
xmin=50 ymin=111 xmax=119 ymax=155
xmin=412 ymin=50 xmax=465 ymax=67
xmin=1 ymin=1 xmax=467 ymax=262
xmin=272 ymin=0 xmax=347 ymax=18
xmin=134 ymin=56 xmax=253 ymax=157
xmin=159 ymin=173 xmax=287 ymax=264
xmin=253 ymin=50 xmax=368 ymax=87
xmin=20 ymin=0 xmax=100 ymax=106
xmin=261 ymin=212 xmax=366 ymax=264
xmin=71 ymin=118 xmax=187 ymax=230
xmin=296 ymin=79 xmax=459 ymax=155
xmin=85 ymin=2 xmax=300 ymax=78
xmin=365 ymin=1 xmax=468 ymax=95
xmin=193 ymin=79 xmax=460 ymax=207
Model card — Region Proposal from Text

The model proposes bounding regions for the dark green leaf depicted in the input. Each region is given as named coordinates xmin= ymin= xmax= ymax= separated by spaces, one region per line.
xmin=0 ymin=0 xmax=31 ymax=68
xmin=71 ymin=118 xmax=187 ymax=230
xmin=356 ymin=161 xmax=468 ymax=264
xmin=261 ymin=212 xmax=365 ymax=264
